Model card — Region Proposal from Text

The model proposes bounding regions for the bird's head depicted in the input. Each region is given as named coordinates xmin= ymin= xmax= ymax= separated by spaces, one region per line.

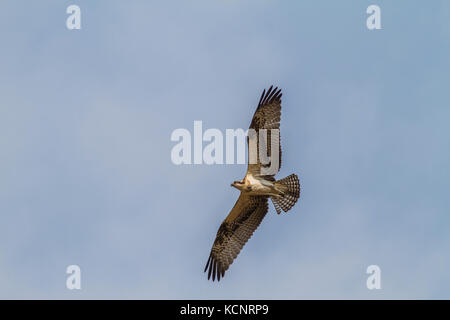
xmin=231 ymin=180 xmax=245 ymax=190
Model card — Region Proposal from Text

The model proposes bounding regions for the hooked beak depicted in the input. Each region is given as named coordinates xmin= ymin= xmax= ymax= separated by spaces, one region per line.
xmin=231 ymin=181 xmax=241 ymax=189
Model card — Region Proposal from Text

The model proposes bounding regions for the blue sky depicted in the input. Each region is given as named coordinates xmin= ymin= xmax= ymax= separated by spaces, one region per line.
xmin=1 ymin=0 xmax=450 ymax=299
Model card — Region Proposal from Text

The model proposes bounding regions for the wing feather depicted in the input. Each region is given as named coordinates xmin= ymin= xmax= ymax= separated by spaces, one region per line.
xmin=204 ymin=194 xmax=269 ymax=281
xmin=247 ymin=86 xmax=282 ymax=176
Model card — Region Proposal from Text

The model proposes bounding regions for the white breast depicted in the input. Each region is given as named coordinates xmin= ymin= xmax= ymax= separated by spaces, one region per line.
xmin=245 ymin=173 xmax=260 ymax=186
xmin=245 ymin=173 xmax=273 ymax=192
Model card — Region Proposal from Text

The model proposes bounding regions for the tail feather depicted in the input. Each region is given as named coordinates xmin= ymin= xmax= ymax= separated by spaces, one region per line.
xmin=271 ymin=174 xmax=300 ymax=214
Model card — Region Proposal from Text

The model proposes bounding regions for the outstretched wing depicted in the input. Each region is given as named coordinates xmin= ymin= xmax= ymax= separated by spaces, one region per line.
xmin=247 ymin=86 xmax=282 ymax=177
xmin=204 ymin=194 xmax=268 ymax=281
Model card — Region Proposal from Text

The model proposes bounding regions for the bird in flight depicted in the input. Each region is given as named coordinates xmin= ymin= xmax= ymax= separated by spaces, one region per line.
xmin=204 ymin=86 xmax=301 ymax=281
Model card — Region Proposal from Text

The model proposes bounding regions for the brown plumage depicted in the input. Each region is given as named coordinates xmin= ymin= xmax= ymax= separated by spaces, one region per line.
xmin=204 ymin=86 xmax=301 ymax=281
xmin=247 ymin=86 xmax=282 ymax=177
xmin=204 ymin=194 xmax=268 ymax=281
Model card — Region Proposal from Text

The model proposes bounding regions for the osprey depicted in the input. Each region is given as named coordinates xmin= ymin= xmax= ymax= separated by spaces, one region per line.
xmin=204 ymin=86 xmax=301 ymax=281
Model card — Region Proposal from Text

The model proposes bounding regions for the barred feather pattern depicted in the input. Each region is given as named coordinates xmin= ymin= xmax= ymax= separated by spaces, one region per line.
xmin=204 ymin=195 xmax=268 ymax=281
xmin=271 ymin=174 xmax=301 ymax=214
xmin=247 ymin=86 xmax=282 ymax=176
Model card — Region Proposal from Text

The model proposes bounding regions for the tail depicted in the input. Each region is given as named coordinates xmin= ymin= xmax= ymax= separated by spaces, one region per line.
xmin=270 ymin=174 xmax=301 ymax=214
